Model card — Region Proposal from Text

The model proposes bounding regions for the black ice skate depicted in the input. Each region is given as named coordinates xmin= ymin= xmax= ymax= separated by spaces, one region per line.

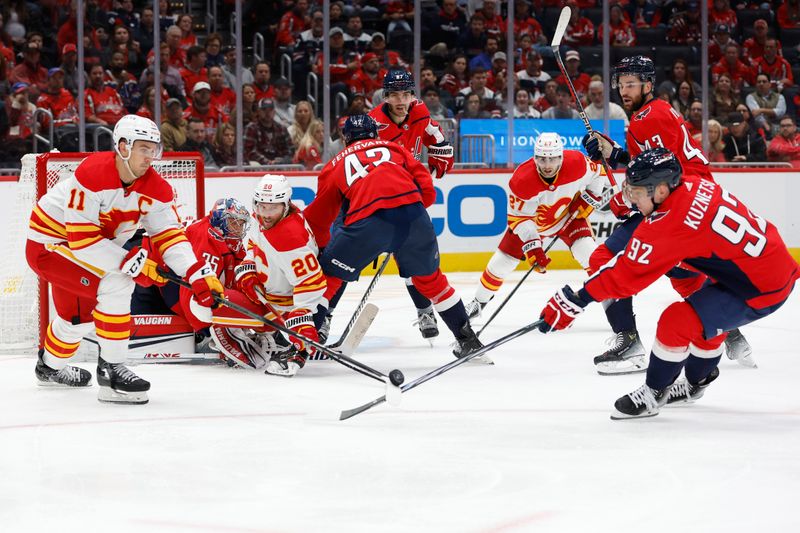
xmin=265 ymin=348 xmax=307 ymax=377
xmin=724 ymin=328 xmax=756 ymax=368
xmin=452 ymin=323 xmax=492 ymax=364
xmin=465 ymin=297 xmax=491 ymax=320
xmin=97 ymin=356 xmax=150 ymax=404
xmin=35 ymin=349 xmax=92 ymax=388
xmin=413 ymin=307 xmax=439 ymax=343
xmin=611 ymin=383 xmax=671 ymax=420
xmin=318 ymin=314 xmax=332 ymax=344
xmin=593 ymin=330 xmax=647 ymax=375
xmin=667 ymin=367 xmax=720 ymax=405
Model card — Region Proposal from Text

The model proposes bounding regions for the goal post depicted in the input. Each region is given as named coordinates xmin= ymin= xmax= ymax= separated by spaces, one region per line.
xmin=0 ymin=151 xmax=204 ymax=352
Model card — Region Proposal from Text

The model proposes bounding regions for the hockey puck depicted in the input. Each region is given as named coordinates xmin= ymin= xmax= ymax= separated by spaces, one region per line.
xmin=389 ymin=369 xmax=405 ymax=386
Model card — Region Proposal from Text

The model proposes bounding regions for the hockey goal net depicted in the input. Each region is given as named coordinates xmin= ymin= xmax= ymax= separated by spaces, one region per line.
xmin=0 ymin=152 xmax=204 ymax=352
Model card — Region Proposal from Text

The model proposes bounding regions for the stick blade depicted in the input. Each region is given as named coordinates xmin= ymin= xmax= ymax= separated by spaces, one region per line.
xmin=551 ymin=6 xmax=572 ymax=47
xmin=337 ymin=303 xmax=379 ymax=356
xmin=339 ymin=395 xmax=387 ymax=421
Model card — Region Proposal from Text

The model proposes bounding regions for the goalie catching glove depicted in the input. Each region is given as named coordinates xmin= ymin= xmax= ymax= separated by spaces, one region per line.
xmin=582 ymin=131 xmax=629 ymax=167
xmin=538 ymin=285 xmax=593 ymax=333
xmin=234 ymin=261 xmax=266 ymax=304
xmin=186 ymin=260 xmax=224 ymax=307
xmin=428 ymin=142 xmax=454 ymax=179
xmin=120 ymin=247 xmax=167 ymax=287
xmin=522 ymin=239 xmax=551 ymax=273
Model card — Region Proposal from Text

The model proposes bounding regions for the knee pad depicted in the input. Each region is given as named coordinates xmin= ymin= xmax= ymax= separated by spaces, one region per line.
xmin=570 ymin=237 xmax=596 ymax=271
xmin=654 ymin=301 xmax=706 ymax=360
xmin=485 ymin=250 xmax=519 ymax=281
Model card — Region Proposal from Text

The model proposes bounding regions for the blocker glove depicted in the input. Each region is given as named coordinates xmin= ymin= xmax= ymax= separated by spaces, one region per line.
xmin=428 ymin=142 xmax=454 ymax=179
xmin=522 ymin=239 xmax=552 ymax=273
xmin=284 ymin=308 xmax=319 ymax=357
xmin=582 ymin=131 xmax=628 ymax=167
xmin=235 ymin=261 xmax=266 ymax=304
xmin=538 ymin=285 xmax=592 ymax=333
xmin=120 ymin=247 xmax=167 ymax=287
xmin=186 ymin=260 xmax=224 ymax=307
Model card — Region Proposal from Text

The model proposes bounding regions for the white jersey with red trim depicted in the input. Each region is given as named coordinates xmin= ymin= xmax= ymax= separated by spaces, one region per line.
xmin=27 ymin=152 xmax=197 ymax=276
xmin=246 ymin=208 xmax=326 ymax=313
xmin=507 ymin=150 xmax=606 ymax=242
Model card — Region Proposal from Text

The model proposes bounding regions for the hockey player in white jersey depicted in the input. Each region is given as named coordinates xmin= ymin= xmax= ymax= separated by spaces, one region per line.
xmin=235 ymin=174 xmax=327 ymax=377
xmin=26 ymin=114 xmax=224 ymax=403
xmin=465 ymin=133 xmax=607 ymax=318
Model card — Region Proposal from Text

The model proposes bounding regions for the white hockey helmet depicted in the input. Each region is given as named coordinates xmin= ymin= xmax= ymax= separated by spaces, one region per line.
xmin=534 ymin=132 xmax=564 ymax=159
xmin=113 ymin=114 xmax=162 ymax=160
xmin=253 ymin=174 xmax=292 ymax=229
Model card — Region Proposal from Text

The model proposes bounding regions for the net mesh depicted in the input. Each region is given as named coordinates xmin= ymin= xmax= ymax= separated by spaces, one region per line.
xmin=0 ymin=153 xmax=201 ymax=351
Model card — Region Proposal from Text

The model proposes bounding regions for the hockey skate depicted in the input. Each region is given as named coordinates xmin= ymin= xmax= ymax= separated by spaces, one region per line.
xmin=593 ymin=330 xmax=647 ymax=375
xmin=35 ymin=349 xmax=92 ymax=388
xmin=318 ymin=314 xmax=332 ymax=344
xmin=210 ymin=325 xmax=268 ymax=369
xmin=465 ymin=297 xmax=491 ymax=320
xmin=452 ymin=323 xmax=492 ymax=364
xmin=611 ymin=383 xmax=671 ymax=420
xmin=413 ymin=307 xmax=439 ymax=344
xmin=724 ymin=328 xmax=756 ymax=368
xmin=667 ymin=367 xmax=720 ymax=405
xmin=265 ymin=348 xmax=307 ymax=377
xmin=97 ymin=356 xmax=150 ymax=404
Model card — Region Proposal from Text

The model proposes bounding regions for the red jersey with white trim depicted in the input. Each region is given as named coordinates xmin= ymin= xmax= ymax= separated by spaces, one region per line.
xmin=507 ymin=150 xmax=606 ymax=242
xmin=304 ymin=138 xmax=435 ymax=248
xmin=584 ymin=177 xmax=799 ymax=311
xmin=246 ymin=208 xmax=326 ymax=312
xmin=27 ymin=152 xmax=198 ymax=277
xmin=628 ymin=98 xmax=713 ymax=180
xmin=369 ymin=99 xmax=447 ymax=159
xmin=84 ymin=86 xmax=126 ymax=125
xmin=145 ymin=216 xmax=244 ymax=287
xmin=36 ymin=88 xmax=78 ymax=127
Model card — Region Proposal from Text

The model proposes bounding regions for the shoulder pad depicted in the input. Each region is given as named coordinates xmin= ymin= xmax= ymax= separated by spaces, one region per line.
xmin=264 ymin=211 xmax=312 ymax=252
xmin=74 ymin=152 xmax=121 ymax=192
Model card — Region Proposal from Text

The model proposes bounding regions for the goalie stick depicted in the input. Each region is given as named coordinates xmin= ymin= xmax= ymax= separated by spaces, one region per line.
xmin=159 ymin=270 xmax=403 ymax=390
xmin=328 ymin=253 xmax=391 ymax=349
xmin=339 ymin=319 xmax=545 ymax=420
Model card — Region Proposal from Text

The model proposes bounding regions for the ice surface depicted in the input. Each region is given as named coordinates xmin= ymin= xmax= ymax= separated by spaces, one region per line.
xmin=1 ymin=271 xmax=799 ymax=532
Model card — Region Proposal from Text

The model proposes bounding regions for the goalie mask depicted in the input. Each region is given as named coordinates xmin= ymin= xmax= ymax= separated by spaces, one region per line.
xmin=534 ymin=132 xmax=564 ymax=179
xmin=253 ymin=174 xmax=292 ymax=230
xmin=209 ymin=198 xmax=250 ymax=251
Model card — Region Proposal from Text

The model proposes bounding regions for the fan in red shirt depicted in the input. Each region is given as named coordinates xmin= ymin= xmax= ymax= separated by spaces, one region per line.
xmin=478 ymin=0 xmax=506 ymax=41
xmin=777 ymin=0 xmax=800 ymax=29
xmin=252 ymin=61 xmax=275 ymax=101
xmin=512 ymin=1 xmax=545 ymax=43
xmin=36 ymin=68 xmax=78 ymax=128
xmin=555 ymin=50 xmax=592 ymax=101
xmin=563 ymin=6 xmax=595 ymax=47
xmin=742 ymin=19 xmax=782 ymax=62
xmin=208 ymin=65 xmax=236 ymax=115
xmin=709 ymin=0 xmax=738 ymax=33
xmin=347 ymin=53 xmax=387 ymax=102
xmin=84 ymin=64 xmax=126 ymax=126
xmin=768 ymin=116 xmax=800 ymax=168
xmin=275 ymin=0 xmax=310 ymax=48
xmin=752 ymin=39 xmax=794 ymax=89
xmin=303 ymin=114 xmax=487 ymax=362
xmin=183 ymin=81 xmax=228 ymax=139
xmin=597 ymin=4 xmax=637 ymax=46
xmin=180 ymin=46 xmax=208 ymax=103
xmin=712 ymin=43 xmax=754 ymax=93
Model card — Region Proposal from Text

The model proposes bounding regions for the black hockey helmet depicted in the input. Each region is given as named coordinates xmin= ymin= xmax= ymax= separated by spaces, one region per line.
xmin=383 ymin=68 xmax=415 ymax=93
xmin=625 ymin=148 xmax=683 ymax=195
xmin=611 ymin=55 xmax=656 ymax=90
xmin=342 ymin=114 xmax=378 ymax=145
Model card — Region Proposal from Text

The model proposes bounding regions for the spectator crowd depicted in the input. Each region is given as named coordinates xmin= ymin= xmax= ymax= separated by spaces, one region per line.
xmin=1 ymin=0 xmax=799 ymax=168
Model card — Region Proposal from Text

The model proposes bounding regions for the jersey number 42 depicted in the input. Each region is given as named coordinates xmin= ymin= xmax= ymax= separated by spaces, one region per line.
xmin=344 ymin=147 xmax=392 ymax=186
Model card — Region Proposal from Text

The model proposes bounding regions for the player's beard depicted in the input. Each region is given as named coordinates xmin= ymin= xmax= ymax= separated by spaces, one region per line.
xmin=623 ymin=87 xmax=648 ymax=115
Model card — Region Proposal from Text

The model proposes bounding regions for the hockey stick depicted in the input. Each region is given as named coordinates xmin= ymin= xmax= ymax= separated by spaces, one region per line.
xmin=159 ymin=270 xmax=404 ymax=387
xmin=328 ymin=253 xmax=391 ymax=349
xmin=339 ymin=319 xmax=545 ymax=420
xmin=551 ymin=5 xmax=619 ymax=188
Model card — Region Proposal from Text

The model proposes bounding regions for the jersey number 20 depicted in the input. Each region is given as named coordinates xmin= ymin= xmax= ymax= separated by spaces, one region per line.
xmin=344 ymin=147 xmax=392 ymax=186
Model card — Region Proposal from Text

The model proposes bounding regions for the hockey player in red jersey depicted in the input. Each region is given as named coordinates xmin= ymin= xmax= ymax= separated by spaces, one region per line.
xmin=366 ymin=68 xmax=455 ymax=341
xmin=25 ymin=115 xmax=224 ymax=403
xmin=581 ymin=56 xmax=753 ymax=373
xmin=237 ymin=174 xmax=328 ymax=377
xmin=304 ymin=115 xmax=486 ymax=361
xmin=465 ymin=133 xmax=607 ymax=319
xmin=538 ymin=149 xmax=799 ymax=419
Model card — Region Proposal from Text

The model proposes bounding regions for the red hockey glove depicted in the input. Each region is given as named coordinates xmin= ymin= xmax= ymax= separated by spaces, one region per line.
xmin=538 ymin=285 xmax=591 ymax=333
xmin=120 ymin=247 xmax=167 ymax=287
xmin=284 ymin=308 xmax=319 ymax=357
xmin=522 ymin=239 xmax=551 ymax=273
xmin=428 ymin=142 xmax=454 ymax=179
xmin=234 ymin=261 xmax=266 ymax=304
xmin=568 ymin=190 xmax=603 ymax=219
xmin=609 ymin=190 xmax=633 ymax=220
xmin=186 ymin=260 xmax=224 ymax=307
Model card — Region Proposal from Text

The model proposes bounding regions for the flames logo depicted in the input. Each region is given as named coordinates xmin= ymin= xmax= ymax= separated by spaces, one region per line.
xmin=533 ymin=197 xmax=571 ymax=232
xmin=98 ymin=209 xmax=142 ymax=238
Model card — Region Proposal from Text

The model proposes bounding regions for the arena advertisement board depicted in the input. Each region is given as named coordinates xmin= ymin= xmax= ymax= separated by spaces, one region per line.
xmin=457 ymin=119 xmax=627 ymax=164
